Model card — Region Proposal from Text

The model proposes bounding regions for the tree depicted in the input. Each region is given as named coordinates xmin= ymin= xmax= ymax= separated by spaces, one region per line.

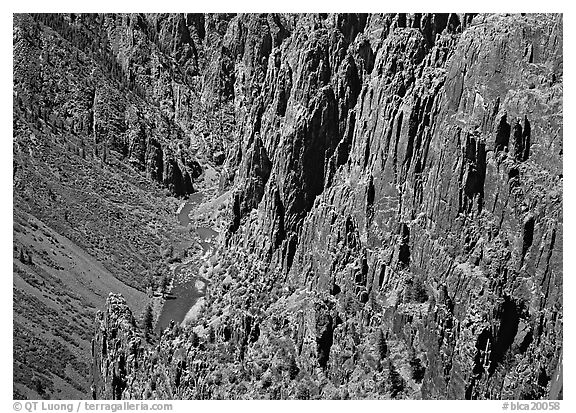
xmin=376 ymin=329 xmax=388 ymax=361
xmin=32 ymin=376 xmax=45 ymax=396
xmin=406 ymin=277 xmax=428 ymax=303
xmin=410 ymin=356 xmax=426 ymax=383
xmin=207 ymin=326 xmax=215 ymax=344
xmin=144 ymin=271 xmax=156 ymax=296
xmin=388 ymin=362 xmax=405 ymax=398
xmin=143 ymin=304 xmax=154 ymax=339
xmin=160 ymin=275 xmax=170 ymax=296
xmin=190 ymin=331 xmax=199 ymax=347
xmin=288 ymin=356 xmax=299 ymax=380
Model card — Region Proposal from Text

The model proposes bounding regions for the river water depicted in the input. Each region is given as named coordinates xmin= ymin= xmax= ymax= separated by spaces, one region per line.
xmin=155 ymin=279 xmax=202 ymax=333
xmin=155 ymin=192 xmax=218 ymax=333
xmin=177 ymin=192 xmax=204 ymax=226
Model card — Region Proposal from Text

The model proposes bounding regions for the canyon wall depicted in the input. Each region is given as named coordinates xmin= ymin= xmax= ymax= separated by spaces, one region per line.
xmin=15 ymin=13 xmax=561 ymax=400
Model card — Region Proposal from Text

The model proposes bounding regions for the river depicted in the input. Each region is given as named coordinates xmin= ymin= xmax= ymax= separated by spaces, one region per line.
xmin=155 ymin=192 xmax=218 ymax=333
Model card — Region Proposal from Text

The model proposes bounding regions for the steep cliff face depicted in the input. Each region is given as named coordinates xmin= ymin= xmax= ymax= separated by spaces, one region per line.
xmin=283 ymin=14 xmax=562 ymax=400
xmin=89 ymin=13 xmax=563 ymax=400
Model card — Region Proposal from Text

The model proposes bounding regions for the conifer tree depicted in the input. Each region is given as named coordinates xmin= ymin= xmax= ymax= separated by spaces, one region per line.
xmin=376 ymin=329 xmax=387 ymax=360
xmin=143 ymin=304 xmax=154 ymax=340
xmin=388 ymin=362 xmax=405 ymax=398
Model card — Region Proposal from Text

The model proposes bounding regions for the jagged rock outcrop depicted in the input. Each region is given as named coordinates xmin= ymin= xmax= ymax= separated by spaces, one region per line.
xmin=92 ymin=294 xmax=141 ymax=400
xmin=87 ymin=13 xmax=562 ymax=400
